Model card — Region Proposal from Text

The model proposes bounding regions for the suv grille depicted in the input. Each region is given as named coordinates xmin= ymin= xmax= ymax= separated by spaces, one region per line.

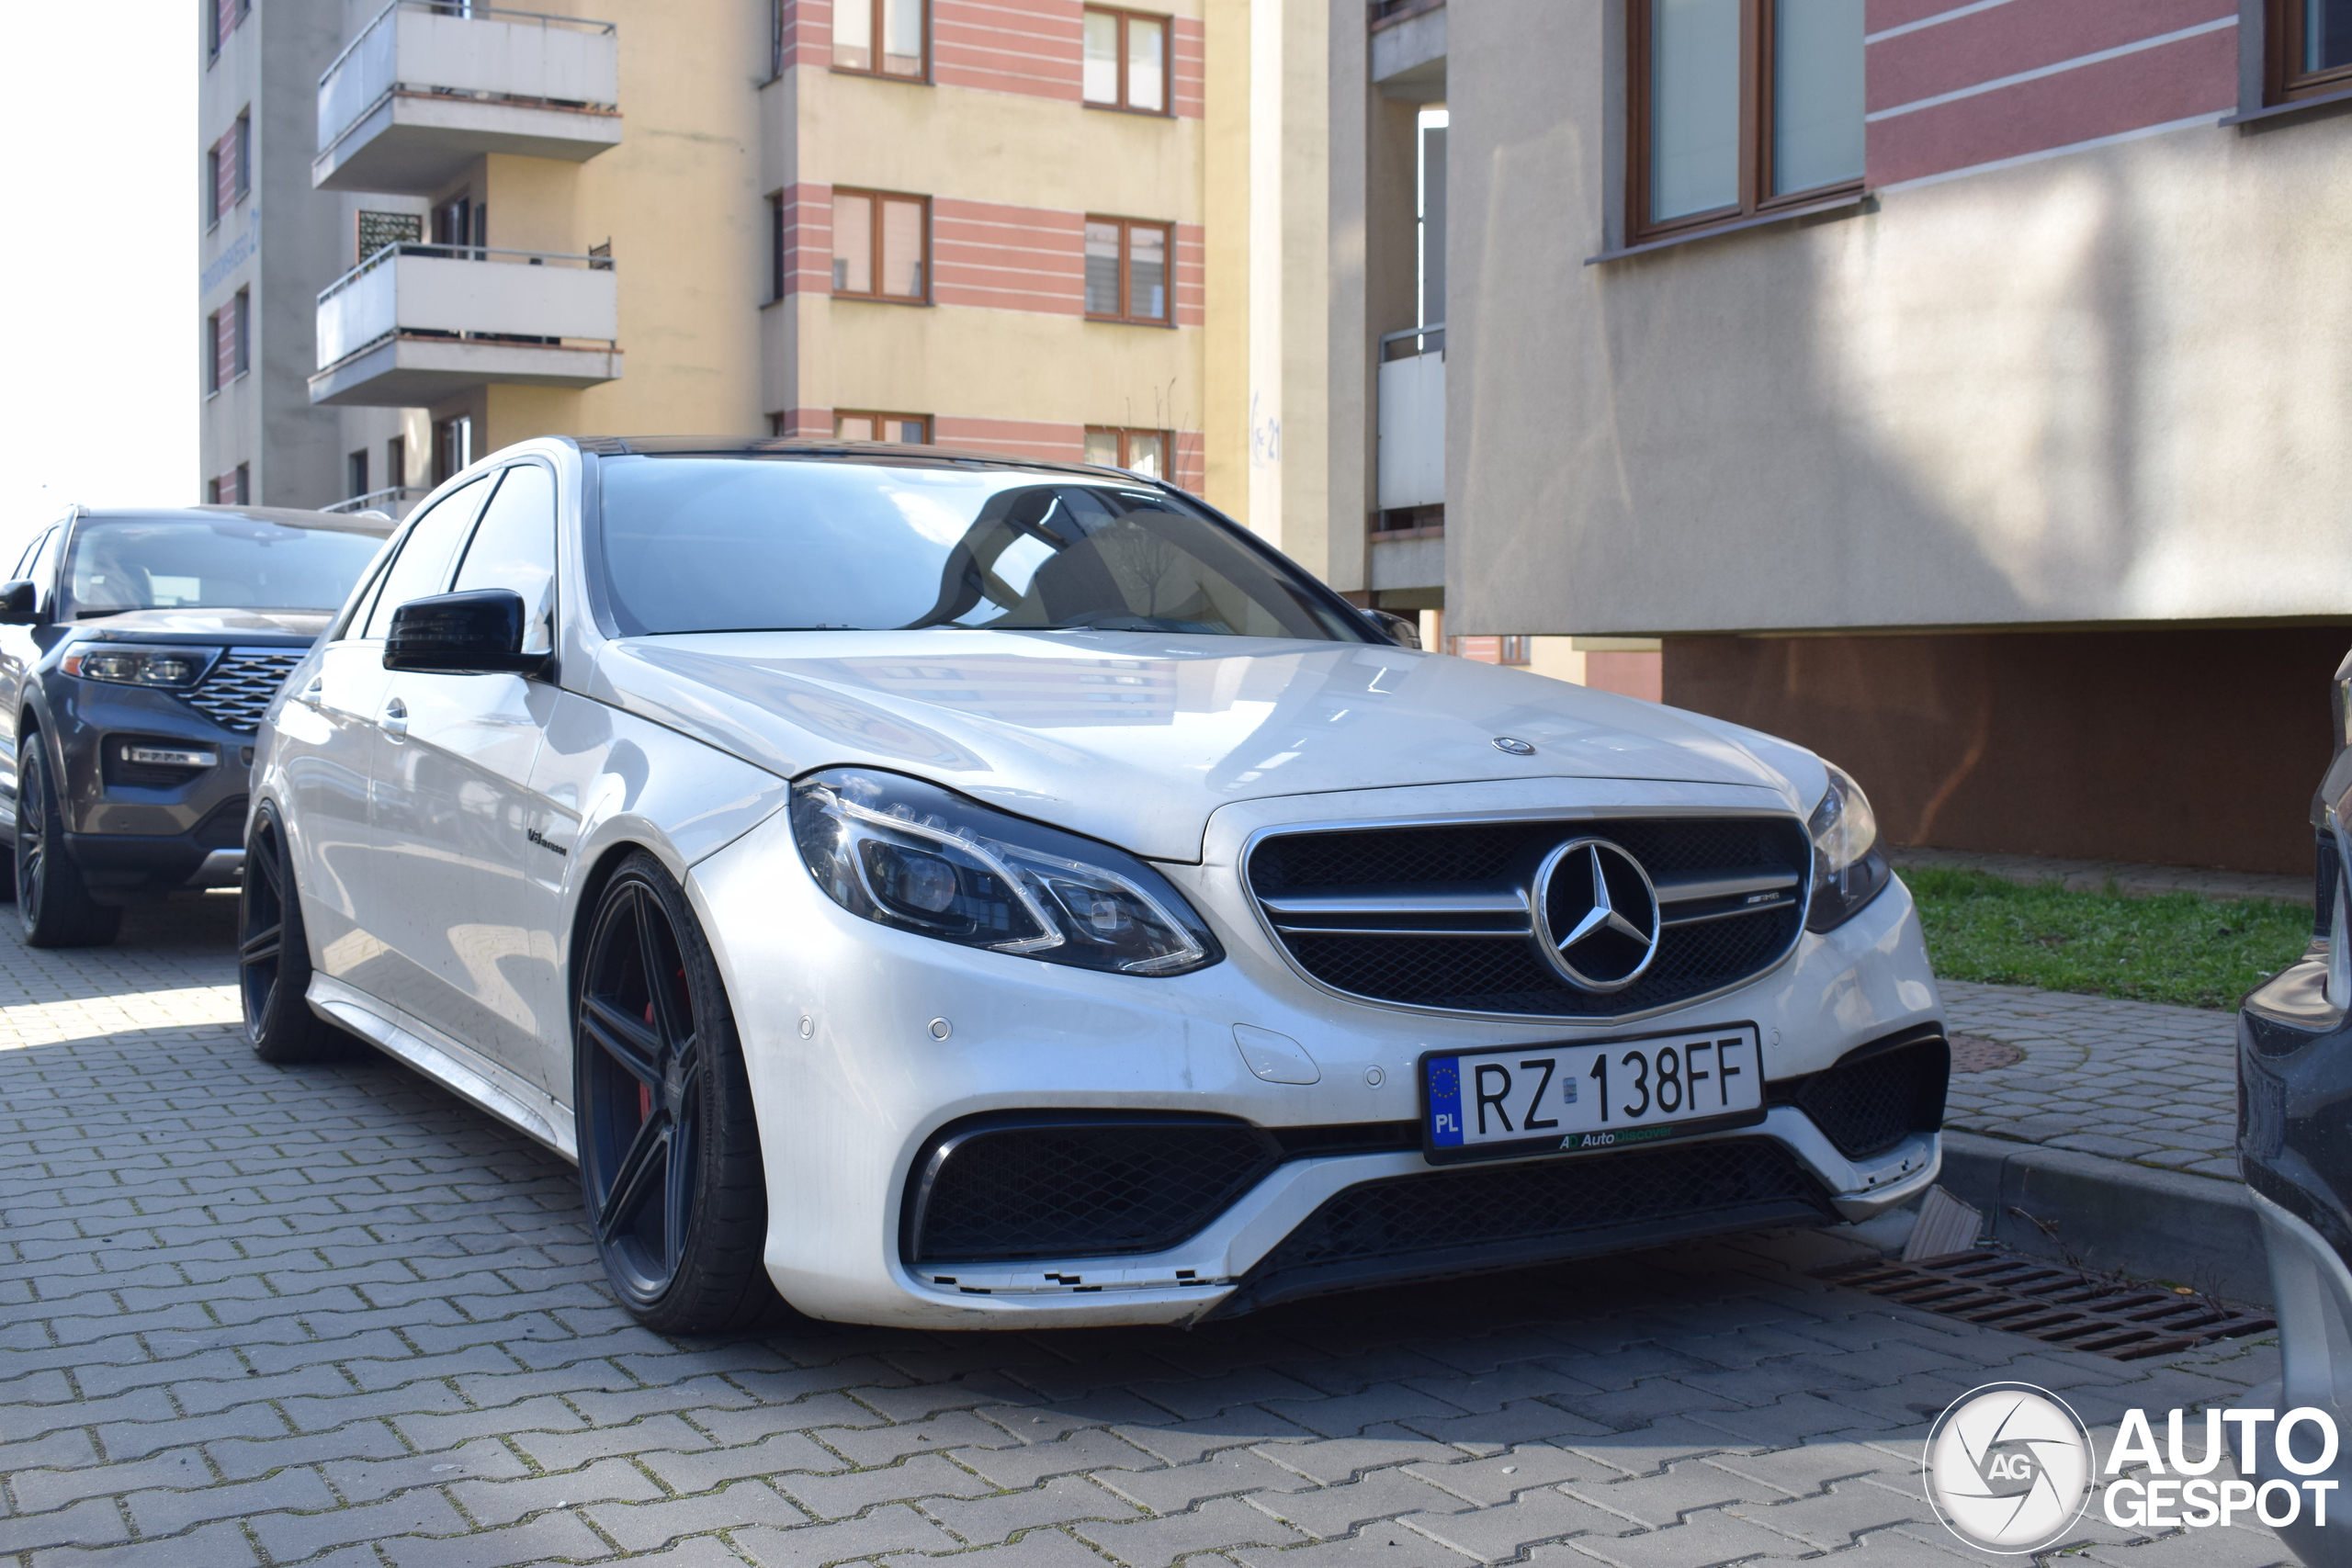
xmin=185 ymin=649 xmax=305 ymax=734
xmin=1248 ymin=817 xmax=1812 ymax=1018
xmin=1212 ymin=1137 xmax=1835 ymax=1316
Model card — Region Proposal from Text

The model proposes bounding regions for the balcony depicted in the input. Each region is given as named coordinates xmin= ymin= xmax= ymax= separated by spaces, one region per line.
xmin=315 ymin=2 xmax=620 ymax=195
xmin=1376 ymin=324 xmax=1444 ymax=512
xmin=310 ymin=243 xmax=622 ymax=407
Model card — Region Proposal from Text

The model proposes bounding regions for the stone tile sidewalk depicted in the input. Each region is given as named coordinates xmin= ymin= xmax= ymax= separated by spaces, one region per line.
xmin=1939 ymin=979 xmax=2241 ymax=1181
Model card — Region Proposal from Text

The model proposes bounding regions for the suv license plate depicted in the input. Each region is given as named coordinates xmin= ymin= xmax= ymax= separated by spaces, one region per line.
xmin=1420 ymin=1023 xmax=1767 ymax=1165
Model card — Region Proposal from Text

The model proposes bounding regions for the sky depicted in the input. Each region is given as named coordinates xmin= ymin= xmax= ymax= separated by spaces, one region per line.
xmin=0 ymin=5 xmax=195 ymax=555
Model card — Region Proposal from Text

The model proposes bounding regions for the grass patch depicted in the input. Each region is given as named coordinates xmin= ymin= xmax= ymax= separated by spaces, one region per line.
xmin=1903 ymin=865 xmax=2313 ymax=1010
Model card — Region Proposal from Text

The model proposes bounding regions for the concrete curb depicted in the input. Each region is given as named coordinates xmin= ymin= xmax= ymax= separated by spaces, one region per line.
xmin=1934 ymin=1130 xmax=2271 ymax=1306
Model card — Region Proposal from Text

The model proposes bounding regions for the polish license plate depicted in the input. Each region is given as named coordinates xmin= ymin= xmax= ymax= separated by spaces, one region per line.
xmin=1420 ymin=1023 xmax=1767 ymax=1164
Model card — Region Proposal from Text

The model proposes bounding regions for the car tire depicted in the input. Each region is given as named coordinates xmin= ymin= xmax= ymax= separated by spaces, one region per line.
xmin=574 ymin=850 xmax=787 ymax=1335
xmin=15 ymin=741 xmax=120 ymax=948
xmin=241 ymin=803 xmax=342 ymax=1065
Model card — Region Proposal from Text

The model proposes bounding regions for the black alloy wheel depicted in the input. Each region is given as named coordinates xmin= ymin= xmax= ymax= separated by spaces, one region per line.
xmin=241 ymin=804 xmax=341 ymax=1064
xmin=15 ymin=741 xmax=119 ymax=948
xmin=575 ymin=851 xmax=782 ymax=1334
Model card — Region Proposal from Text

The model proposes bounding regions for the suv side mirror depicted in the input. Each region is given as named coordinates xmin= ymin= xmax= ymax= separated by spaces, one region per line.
xmin=1363 ymin=607 xmax=1421 ymax=649
xmin=0 ymin=581 xmax=39 ymax=626
xmin=383 ymin=590 xmax=547 ymax=675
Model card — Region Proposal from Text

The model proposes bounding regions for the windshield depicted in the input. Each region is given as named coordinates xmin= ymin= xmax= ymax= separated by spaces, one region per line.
xmin=64 ymin=518 xmax=388 ymax=619
xmin=595 ymin=456 xmax=1371 ymax=641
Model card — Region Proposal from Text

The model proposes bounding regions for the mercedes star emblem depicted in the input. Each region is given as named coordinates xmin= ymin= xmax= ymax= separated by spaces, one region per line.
xmin=1530 ymin=837 xmax=1662 ymax=992
xmin=1492 ymin=736 xmax=1536 ymax=756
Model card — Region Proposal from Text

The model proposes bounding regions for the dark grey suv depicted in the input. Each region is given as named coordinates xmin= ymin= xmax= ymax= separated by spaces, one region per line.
xmin=1 ymin=505 xmax=391 ymax=946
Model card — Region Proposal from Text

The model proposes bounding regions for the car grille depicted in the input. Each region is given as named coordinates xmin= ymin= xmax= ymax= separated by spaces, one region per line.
xmin=1212 ymin=1137 xmax=1836 ymax=1316
xmin=1247 ymin=816 xmax=1813 ymax=1018
xmin=1778 ymin=1032 xmax=1950 ymax=1160
xmin=185 ymin=649 xmax=306 ymax=734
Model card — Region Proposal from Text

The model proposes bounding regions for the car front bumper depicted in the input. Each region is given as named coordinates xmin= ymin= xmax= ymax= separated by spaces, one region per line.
xmin=692 ymin=779 xmax=1948 ymax=1329
xmin=36 ymin=675 xmax=263 ymax=898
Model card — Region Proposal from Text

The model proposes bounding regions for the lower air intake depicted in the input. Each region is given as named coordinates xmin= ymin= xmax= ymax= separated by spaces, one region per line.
xmin=1781 ymin=1033 xmax=1949 ymax=1160
xmin=1212 ymin=1137 xmax=1835 ymax=1317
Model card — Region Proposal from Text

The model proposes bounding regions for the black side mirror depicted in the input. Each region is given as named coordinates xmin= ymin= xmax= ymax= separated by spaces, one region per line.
xmin=1363 ymin=607 xmax=1421 ymax=649
xmin=383 ymin=590 xmax=547 ymax=675
xmin=0 ymin=581 xmax=39 ymax=626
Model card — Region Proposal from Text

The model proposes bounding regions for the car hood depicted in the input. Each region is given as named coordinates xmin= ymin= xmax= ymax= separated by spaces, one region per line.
xmin=71 ymin=608 xmax=333 ymax=642
xmin=588 ymin=630 xmax=1826 ymax=861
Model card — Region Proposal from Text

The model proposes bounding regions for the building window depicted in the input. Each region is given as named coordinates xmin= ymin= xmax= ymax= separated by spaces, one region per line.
xmin=1629 ymin=0 xmax=1863 ymax=244
xmin=1498 ymin=636 xmax=1532 ymax=666
xmin=346 ymin=450 xmax=370 ymax=501
xmin=768 ymin=192 xmax=786 ymax=302
xmin=835 ymin=411 xmax=930 ymax=444
xmin=387 ymin=435 xmax=407 ymax=491
xmin=834 ymin=0 xmax=926 ymax=79
xmin=433 ymin=415 xmax=473 ymax=485
xmin=432 ymin=194 xmax=485 ymax=257
xmin=209 ymin=0 xmax=247 ymax=58
xmin=211 ymin=464 xmax=251 ymax=505
xmin=1084 ymin=426 xmax=1169 ymax=479
xmin=2270 ymin=0 xmax=2352 ymax=100
xmin=1082 ymin=7 xmax=1170 ymax=114
xmin=208 ymin=293 xmax=247 ymax=393
xmin=208 ymin=115 xmax=249 ymax=226
xmin=232 ymin=289 xmax=249 ymax=379
xmin=831 ymin=189 xmax=929 ymax=302
xmin=1083 ymin=218 xmax=1172 ymax=324
xmin=233 ymin=111 xmax=251 ymax=201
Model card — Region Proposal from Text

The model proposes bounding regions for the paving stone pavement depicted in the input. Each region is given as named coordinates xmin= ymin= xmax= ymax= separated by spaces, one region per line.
xmin=1939 ymin=979 xmax=2243 ymax=1181
xmin=0 ymin=899 xmax=2300 ymax=1566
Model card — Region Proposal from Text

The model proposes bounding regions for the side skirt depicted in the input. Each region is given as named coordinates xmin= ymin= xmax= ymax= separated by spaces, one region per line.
xmin=308 ymin=974 xmax=579 ymax=1163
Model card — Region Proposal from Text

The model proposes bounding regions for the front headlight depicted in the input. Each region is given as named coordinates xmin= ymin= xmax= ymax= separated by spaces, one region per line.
xmin=1805 ymin=761 xmax=1891 ymax=932
xmin=60 ymin=643 xmax=220 ymax=689
xmin=790 ymin=767 xmax=1222 ymax=976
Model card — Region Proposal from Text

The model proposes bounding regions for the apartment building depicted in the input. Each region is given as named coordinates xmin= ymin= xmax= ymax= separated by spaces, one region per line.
xmin=1335 ymin=0 xmax=2352 ymax=873
xmin=205 ymin=0 xmax=1351 ymax=598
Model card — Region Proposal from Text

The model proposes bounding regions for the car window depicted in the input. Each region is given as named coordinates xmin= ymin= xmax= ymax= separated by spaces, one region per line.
xmin=62 ymin=518 xmax=385 ymax=619
xmin=360 ymin=475 xmax=493 ymax=640
xmin=15 ymin=528 xmax=57 ymax=587
xmin=452 ymin=463 xmax=557 ymax=656
xmin=25 ymin=528 xmax=65 ymax=615
xmin=595 ymin=456 xmax=1371 ymax=642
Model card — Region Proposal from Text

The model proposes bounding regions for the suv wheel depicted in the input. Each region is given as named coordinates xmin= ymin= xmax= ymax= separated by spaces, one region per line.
xmin=16 ymin=743 xmax=120 ymax=948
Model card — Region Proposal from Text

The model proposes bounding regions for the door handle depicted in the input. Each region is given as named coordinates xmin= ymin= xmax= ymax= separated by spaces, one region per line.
xmin=381 ymin=697 xmax=408 ymax=737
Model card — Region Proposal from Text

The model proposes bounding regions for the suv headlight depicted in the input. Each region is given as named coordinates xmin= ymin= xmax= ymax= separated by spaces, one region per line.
xmin=60 ymin=644 xmax=220 ymax=689
xmin=1805 ymin=761 xmax=1891 ymax=932
xmin=791 ymin=767 xmax=1222 ymax=976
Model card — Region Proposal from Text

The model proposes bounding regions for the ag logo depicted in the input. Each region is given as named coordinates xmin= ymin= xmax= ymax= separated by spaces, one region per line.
xmin=1923 ymin=1382 xmax=2095 ymax=1553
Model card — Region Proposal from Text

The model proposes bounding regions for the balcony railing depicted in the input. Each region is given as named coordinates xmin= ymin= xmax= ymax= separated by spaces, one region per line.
xmin=311 ymin=243 xmax=622 ymax=406
xmin=315 ymin=1 xmax=620 ymax=193
xmin=322 ymin=485 xmax=429 ymax=518
xmin=1376 ymin=323 xmax=1444 ymax=513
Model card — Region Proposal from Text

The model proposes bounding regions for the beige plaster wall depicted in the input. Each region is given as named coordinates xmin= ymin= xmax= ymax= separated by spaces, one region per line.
xmin=1444 ymin=0 xmax=2352 ymax=638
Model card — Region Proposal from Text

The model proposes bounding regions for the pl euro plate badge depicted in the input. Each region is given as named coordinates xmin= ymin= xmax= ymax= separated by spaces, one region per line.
xmin=1420 ymin=1023 xmax=1766 ymax=1165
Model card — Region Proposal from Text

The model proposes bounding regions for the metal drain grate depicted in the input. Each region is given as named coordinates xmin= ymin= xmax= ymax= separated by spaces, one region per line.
xmin=1815 ymin=1249 xmax=2276 ymax=1361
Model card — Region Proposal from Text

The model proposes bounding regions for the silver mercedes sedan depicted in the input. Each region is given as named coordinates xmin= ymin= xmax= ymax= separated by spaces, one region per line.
xmin=244 ymin=435 xmax=1948 ymax=1334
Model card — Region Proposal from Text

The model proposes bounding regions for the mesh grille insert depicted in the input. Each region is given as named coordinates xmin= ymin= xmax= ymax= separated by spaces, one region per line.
xmin=1250 ymin=817 xmax=1811 ymax=1017
xmin=185 ymin=650 xmax=306 ymax=734
xmin=1227 ymin=1138 xmax=1833 ymax=1312
xmin=908 ymin=1115 xmax=1280 ymax=1264
xmin=1783 ymin=1036 xmax=1950 ymax=1160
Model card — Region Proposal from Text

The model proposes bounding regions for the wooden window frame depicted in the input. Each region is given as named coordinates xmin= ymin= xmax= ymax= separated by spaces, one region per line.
xmin=1625 ymin=0 xmax=1863 ymax=245
xmin=831 ymin=0 xmax=930 ymax=84
xmin=1082 ymin=6 xmax=1175 ymax=117
xmin=833 ymin=410 xmax=933 ymax=445
xmin=1084 ymin=426 xmax=1173 ymax=478
xmin=1083 ymin=216 xmax=1175 ymax=326
xmin=2267 ymin=0 xmax=2352 ymax=102
xmin=830 ymin=188 xmax=932 ymax=305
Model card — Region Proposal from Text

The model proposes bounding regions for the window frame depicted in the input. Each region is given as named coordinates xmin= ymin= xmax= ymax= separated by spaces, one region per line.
xmin=1624 ymin=0 xmax=1864 ymax=246
xmin=2267 ymin=0 xmax=2352 ymax=101
xmin=832 ymin=410 xmax=932 ymax=444
xmin=208 ymin=0 xmax=247 ymax=61
xmin=1083 ymin=216 xmax=1175 ymax=326
xmin=1083 ymin=425 xmax=1174 ymax=479
xmin=766 ymin=191 xmax=786 ymax=302
xmin=831 ymin=0 xmax=931 ymax=84
xmin=1082 ymin=6 xmax=1175 ymax=117
xmin=829 ymin=187 xmax=932 ymax=305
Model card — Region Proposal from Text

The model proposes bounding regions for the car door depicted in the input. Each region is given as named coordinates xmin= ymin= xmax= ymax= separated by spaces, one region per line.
xmin=374 ymin=460 xmax=565 ymax=1088
xmin=0 ymin=525 xmax=62 ymax=835
xmin=311 ymin=474 xmax=493 ymax=1015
